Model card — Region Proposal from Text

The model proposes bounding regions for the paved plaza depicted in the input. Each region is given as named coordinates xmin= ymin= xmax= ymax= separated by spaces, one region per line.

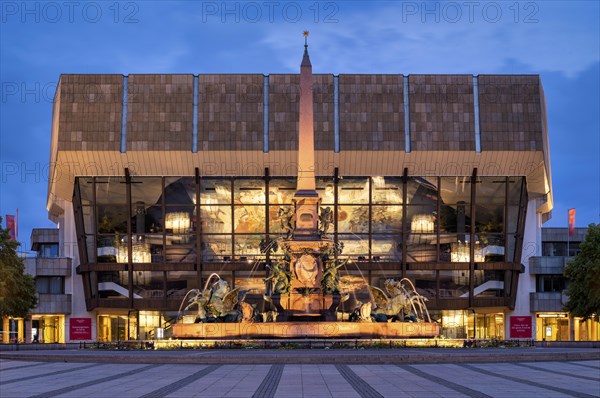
xmin=0 ymin=349 xmax=599 ymax=398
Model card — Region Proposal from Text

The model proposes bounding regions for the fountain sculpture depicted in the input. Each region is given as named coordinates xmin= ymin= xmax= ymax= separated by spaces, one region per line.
xmin=171 ymin=33 xmax=439 ymax=339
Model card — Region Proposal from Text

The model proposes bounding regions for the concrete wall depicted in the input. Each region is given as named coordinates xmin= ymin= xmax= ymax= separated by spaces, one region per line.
xmin=56 ymin=74 xmax=122 ymax=151
xmin=127 ymin=74 xmax=194 ymax=151
xmin=478 ymin=75 xmax=543 ymax=151
xmin=340 ymin=74 xmax=404 ymax=151
xmin=505 ymin=198 xmax=541 ymax=339
xmin=409 ymin=74 xmax=474 ymax=151
xmin=199 ymin=74 xmax=263 ymax=151
xmin=60 ymin=201 xmax=97 ymax=343
xmin=54 ymin=74 xmax=544 ymax=153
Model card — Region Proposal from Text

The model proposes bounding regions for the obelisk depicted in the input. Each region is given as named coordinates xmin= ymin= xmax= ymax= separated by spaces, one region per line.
xmin=293 ymin=31 xmax=320 ymax=239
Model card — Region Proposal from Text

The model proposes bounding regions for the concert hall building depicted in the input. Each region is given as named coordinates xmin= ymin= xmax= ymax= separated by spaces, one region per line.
xmin=18 ymin=42 xmax=575 ymax=343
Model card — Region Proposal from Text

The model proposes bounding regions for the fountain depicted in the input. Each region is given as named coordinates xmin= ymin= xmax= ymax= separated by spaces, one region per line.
xmin=171 ymin=32 xmax=439 ymax=340
xmin=171 ymin=269 xmax=439 ymax=339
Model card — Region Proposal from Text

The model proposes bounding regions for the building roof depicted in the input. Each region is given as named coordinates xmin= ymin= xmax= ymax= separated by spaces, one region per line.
xmin=46 ymin=51 xmax=553 ymax=224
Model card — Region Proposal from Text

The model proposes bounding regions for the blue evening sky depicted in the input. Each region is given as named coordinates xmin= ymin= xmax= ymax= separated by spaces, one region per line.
xmin=1 ymin=1 xmax=599 ymax=251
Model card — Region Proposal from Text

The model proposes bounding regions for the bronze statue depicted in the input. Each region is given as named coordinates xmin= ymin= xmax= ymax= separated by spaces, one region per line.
xmin=278 ymin=207 xmax=295 ymax=238
xmin=318 ymin=206 xmax=333 ymax=237
xmin=368 ymin=279 xmax=431 ymax=322
xmin=321 ymin=258 xmax=346 ymax=294
xmin=265 ymin=258 xmax=293 ymax=295
xmin=184 ymin=279 xmax=242 ymax=322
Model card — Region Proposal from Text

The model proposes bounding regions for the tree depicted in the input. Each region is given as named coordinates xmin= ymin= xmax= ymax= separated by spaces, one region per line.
xmin=0 ymin=217 xmax=38 ymax=319
xmin=563 ymin=224 xmax=600 ymax=321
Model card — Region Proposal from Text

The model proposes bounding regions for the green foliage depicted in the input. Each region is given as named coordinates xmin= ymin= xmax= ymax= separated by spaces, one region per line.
xmin=563 ymin=224 xmax=600 ymax=321
xmin=0 ymin=217 xmax=38 ymax=318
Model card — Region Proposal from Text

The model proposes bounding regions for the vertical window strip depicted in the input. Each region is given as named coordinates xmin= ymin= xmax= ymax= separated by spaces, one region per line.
xmin=473 ymin=75 xmax=481 ymax=153
xmin=120 ymin=75 xmax=128 ymax=153
xmin=403 ymin=76 xmax=410 ymax=153
xmin=192 ymin=75 xmax=199 ymax=153
xmin=334 ymin=75 xmax=340 ymax=153
xmin=263 ymin=75 xmax=269 ymax=153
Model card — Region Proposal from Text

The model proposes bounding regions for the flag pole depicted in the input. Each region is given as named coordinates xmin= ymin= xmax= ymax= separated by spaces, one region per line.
xmin=567 ymin=208 xmax=570 ymax=257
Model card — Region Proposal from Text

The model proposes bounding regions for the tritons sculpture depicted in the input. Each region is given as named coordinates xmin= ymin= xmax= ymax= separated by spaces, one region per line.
xmin=178 ymin=273 xmax=278 ymax=324
xmin=178 ymin=274 xmax=242 ymax=323
xmin=367 ymin=279 xmax=432 ymax=323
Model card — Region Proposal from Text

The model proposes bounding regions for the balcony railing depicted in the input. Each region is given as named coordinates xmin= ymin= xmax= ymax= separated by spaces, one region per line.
xmin=25 ymin=257 xmax=72 ymax=277
xmin=31 ymin=294 xmax=72 ymax=314
xmin=529 ymin=256 xmax=572 ymax=275
xmin=530 ymin=291 xmax=565 ymax=312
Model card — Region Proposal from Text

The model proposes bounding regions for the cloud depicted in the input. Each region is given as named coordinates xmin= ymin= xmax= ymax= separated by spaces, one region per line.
xmin=262 ymin=2 xmax=600 ymax=77
xmin=1 ymin=0 xmax=598 ymax=244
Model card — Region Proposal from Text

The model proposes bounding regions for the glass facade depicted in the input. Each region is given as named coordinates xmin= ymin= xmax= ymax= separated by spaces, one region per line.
xmin=536 ymin=275 xmax=567 ymax=292
xmin=532 ymin=315 xmax=599 ymax=342
xmin=37 ymin=243 xmax=59 ymax=258
xmin=74 ymin=175 xmax=527 ymax=312
xmin=536 ymin=314 xmax=570 ymax=341
xmin=31 ymin=316 xmax=64 ymax=343
xmin=1 ymin=318 xmax=25 ymax=343
xmin=433 ymin=310 xmax=505 ymax=340
xmin=35 ymin=277 xmax=65 ymax=294
xmin=574 ymin=317 xmax=600 ymax=341
xmin=542 ymin=241 xmax=582 ymax=257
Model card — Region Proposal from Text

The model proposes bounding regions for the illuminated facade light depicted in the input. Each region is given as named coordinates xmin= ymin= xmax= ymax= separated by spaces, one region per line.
xmin=411 ymin=214 xmax=435 ymax=233
xmin=116 ymin=242 xmax=151 ymax=263
xmin=372 ymin=176 xmax=385 ymax=188
xmin=451 ymin=241 xmax=484 ymax=262
xmin=165 ymin=212 xmax=191 ymax=234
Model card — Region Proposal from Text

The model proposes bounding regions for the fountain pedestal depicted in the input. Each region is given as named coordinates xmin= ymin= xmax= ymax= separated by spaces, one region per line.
xmin=278 ymin=237 xmax=336 ymax=321
xmin=276 ymin=292 xmax=340 ymax=321
xmin=172 ymin=321 xmax=440 ymax=339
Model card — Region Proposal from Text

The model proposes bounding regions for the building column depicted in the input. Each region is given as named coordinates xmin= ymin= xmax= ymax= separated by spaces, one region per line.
xmin=25 ymin=316 xmax=32 ymax=343
xmin=504 ymin=198 xmax=539 ymax=340
xmin=2 ymin=317 xmax=9 ymax=343
xmin=569 ymin=315 xmax=575 ymax=341
xmin=17 ymin=318 xmax=24 ymax=342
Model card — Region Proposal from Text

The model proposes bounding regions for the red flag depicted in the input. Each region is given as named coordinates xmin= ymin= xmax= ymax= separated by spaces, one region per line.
xmin=5 ymin=215 xmax=16 ymax=241
xmin=568 ymin=208 xmax=576 ymax=237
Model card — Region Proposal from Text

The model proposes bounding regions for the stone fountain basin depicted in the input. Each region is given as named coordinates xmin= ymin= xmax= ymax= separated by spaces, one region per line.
xmin=172 ymin=322 xmax=439 ymax=339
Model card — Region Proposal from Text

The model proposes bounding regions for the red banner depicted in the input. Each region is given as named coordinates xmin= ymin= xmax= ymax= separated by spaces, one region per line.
xmin=568 ymin=208 xmax=576 ymax=237
xmin=510 ymin=316 xmax=532 ymax=339
xmin=69 ymin=318 xmax=92 ymax=340
xmin=5 ymin=215 xmax=16 ymax=241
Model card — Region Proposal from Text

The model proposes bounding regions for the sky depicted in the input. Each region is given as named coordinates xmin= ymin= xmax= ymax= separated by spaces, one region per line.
xmin=1 ymin=0 xmax=599 ymax=251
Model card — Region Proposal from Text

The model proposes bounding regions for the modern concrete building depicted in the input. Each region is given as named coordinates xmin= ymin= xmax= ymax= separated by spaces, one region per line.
xmin=25 ymin=229 xmax=72 ymax=343
xmin=12 ymin=41 xmax=586 ymax=343
xmin=530 ymin=227 xmax=598 ymax=341
xmin=1 ymin=229 xmax=71 ymax=343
